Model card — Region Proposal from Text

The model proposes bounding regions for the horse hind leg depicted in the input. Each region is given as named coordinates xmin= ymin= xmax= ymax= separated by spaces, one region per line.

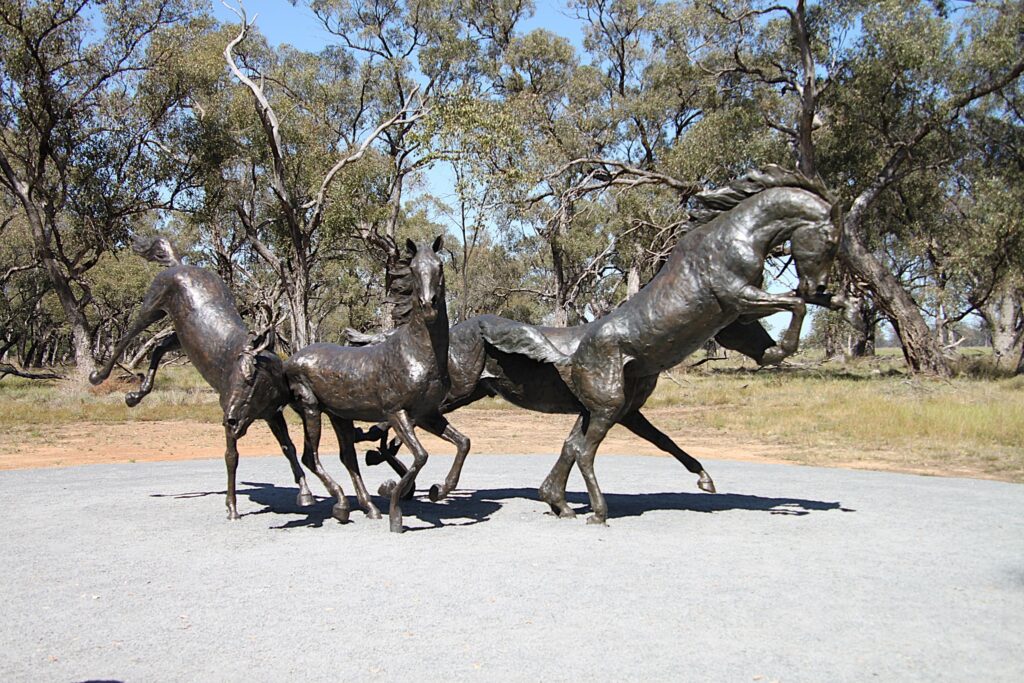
xmin=539 ymin=415 xmax=585 ymax=519
xmin=419 ymin=415 xmax=471 ymax=502
xmin=574 ymin=414 xmax=616 ymax=526
xmin=294 ymin=396 xmax=350 ymax=523
xmin=619 ymin=410 xmax=716 ymax=493
xmin=126 ymin=333 xmax=179 ymax=407
xmin=265 ymin=411 xmax=315 ymax=507
xmin=329 ymin=415 xmax=382 ymax=520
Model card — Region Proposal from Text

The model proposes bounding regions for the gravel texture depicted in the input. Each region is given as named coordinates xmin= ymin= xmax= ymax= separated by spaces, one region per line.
xmin=1 ymin=453 xmax=1022 ymax=682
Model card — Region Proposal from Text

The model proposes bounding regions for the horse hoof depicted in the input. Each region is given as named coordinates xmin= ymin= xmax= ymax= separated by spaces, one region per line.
xmin=586 ymin=514 xmax=607 ymax=526
xmin=389 ymin=517 xmax=405 ymax=533
xmin=378 ymin=480 xmax=397 ymax=497
xmin=88 ymin=371 xmax=104 ymax=386
xmin=698 ymin=471 xmax=717 ymax=494
xmin=365 ymin=449 xmax=386 ymax=467
xmin=428 ymin=484 xmax=445 ymax=502
xmin=125 ymin=392 xmax=142 ymax=407
xmin=296 ymin=492 xmax=315 ymax=507
xmin=227 ymin=511 xmax=241 ymax=521
xmin=366 ymin=506 xmax=382 ymax=520
xmin=332 ymin=504 xmax=350 ymax=524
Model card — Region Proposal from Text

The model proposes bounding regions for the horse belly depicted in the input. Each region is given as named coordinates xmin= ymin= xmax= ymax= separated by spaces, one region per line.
xmin=485 ymin=351 xmax=581 ymax=414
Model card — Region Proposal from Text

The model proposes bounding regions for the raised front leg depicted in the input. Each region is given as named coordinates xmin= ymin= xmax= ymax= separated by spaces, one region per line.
xmin=89 ymin=290 xmax=166 ymax=385
xmin=735 ymin=286 xmax=807 ymax=365
xmin=419 ymin=414 xmax=472 ymax=502
xmin=224 ymin=428 xmax=240 ymax=520
xmin=385 ymin=409 xmax=431 ymax=534
xmin=125 ymin=333 xmax=179 ymax=407
xmin=713 ymin=320 xmax=775 ymax=366
xmin=328 ymin=415 xmax=382 ymax=520
xmin=265 ymin=411 xmax=315 ymax=507
xmin=619 ymin=410 xmax=716 ymax=493
xmin=360 ymin=423 xmax=413 ymax=500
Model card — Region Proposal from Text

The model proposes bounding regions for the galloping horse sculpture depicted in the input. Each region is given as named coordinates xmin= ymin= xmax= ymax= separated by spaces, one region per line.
xmin=284 ymin=237 xmax=466 ymax=533
xmin=89 ymin=237 xmax=315 ymax=519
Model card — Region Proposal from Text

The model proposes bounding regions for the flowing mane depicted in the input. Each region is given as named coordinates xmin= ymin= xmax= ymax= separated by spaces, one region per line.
xmin=688 ymin=165 xmax=830 ymax=224
xmin=385 ymin=252 xmax=417 ymax=327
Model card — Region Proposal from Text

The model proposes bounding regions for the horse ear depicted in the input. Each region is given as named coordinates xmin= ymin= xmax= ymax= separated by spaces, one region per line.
xmin=249 ymin=327 xmax=275 ymax=355
xmin=432 ymin=235 xmax=443 ymax=253
xmin=405 ymin=238 xmax=417 ymax=256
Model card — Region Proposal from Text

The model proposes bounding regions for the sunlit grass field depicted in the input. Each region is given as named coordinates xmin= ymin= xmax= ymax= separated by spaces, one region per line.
xmin=1 ymin=350 xmax=1022 ymax=482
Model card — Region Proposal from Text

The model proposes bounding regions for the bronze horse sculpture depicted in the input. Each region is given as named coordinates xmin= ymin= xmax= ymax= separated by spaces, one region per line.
xmin=89 ymin=237 xmax=315 ymax=519
xmin=365 ymin=166 xmax=840 ymax=524
xmin=283 ymin=237 xmax=468 ymax=533
xmin=531 ymin=166 xmax=839 ymax=523
xmin=350 ymin=316 xmax=779 ymax=502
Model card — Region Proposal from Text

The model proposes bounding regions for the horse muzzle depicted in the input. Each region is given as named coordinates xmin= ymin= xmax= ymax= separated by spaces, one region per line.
xmin=224 ymin=416 xmax=250 ymax=439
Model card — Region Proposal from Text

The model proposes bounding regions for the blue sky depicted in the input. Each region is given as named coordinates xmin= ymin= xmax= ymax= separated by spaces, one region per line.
xmin=210 ymin=1 xmax=584 ymax=52
xmin=207 ymin=1 xmax=813 ymax=333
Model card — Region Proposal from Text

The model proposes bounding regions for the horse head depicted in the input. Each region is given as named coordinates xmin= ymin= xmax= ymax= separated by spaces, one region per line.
xmin=132 ymin=235 xmax=182 ymax=267
xmin=397 ymin=236 xmax=445 ymax=324
xmin=223 ymin=328 xmax=277 ymax=439
xmin=790 ymin=199 xmax=841 ymax=306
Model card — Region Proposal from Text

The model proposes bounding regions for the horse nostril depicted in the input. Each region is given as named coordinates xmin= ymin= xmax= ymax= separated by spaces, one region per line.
xmin=226 ymin=418 xmax=238 ymax=427
xmin=816 ymin=284 xmax=827 ymax=295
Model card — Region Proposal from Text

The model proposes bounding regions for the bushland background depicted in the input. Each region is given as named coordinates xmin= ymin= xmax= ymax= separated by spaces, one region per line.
xmin=1 ymin=1 xmax=1022 ymax=479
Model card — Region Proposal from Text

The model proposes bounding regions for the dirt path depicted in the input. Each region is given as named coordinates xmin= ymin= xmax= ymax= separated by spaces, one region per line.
xmin=0 ymin=408 xmax=788 ymax=470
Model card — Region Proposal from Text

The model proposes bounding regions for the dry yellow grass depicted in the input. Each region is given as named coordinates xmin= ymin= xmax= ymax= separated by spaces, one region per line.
xmin=1 ymin=355 xmax=1022 ymax=481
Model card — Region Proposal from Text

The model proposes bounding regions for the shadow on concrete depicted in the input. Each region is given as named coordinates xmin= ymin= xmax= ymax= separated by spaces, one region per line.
xmin=457 ymin=487 xmax=853 ymax=519
xmin=153 ymin=482 xmax=852 ymax=529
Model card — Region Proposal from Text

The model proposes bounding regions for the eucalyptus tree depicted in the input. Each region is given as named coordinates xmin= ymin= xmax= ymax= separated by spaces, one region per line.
xmin=218 ymin=3 xmax=426 ymax=346
xmin=0 ymin=0 xmax=210 ymax=379
xmin=688 ymin=0 xmax=1024 ymax=376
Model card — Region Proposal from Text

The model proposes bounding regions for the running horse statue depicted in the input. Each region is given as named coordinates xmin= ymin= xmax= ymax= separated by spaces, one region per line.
xmin=366 ymin=166 xmax=841 ymax=524
xmin=89 ymin=237 xmax=315 ymax=520
xmin=283 ymin=237 xmax=464 ymax=533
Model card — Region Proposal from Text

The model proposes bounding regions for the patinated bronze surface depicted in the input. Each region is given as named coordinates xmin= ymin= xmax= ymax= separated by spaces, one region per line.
xmin=351 ymin=317 xmax=778 ymax=502
xmin=283 ymin=237 xmax=464 ymax=533
xmin=530 ymin=166 xmax=839 ymax=523
xmin=89 ymin=237 xmax=314 ymax=519
xmin=367 ymin=166 xmax=840 ymax=524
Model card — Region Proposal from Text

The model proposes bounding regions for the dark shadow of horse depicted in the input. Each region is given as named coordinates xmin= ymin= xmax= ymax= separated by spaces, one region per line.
xmin=151 ymin=483 xmax=852 ymax=530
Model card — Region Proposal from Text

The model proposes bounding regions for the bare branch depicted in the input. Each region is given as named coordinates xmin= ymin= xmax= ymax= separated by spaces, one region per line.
xmin=304 ymin=88 xmax=426 ymax=231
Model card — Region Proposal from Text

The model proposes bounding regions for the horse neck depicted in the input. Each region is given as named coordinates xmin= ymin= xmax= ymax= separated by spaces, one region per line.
xmin=742 ymin=189 xmax=825 ymax=254
xmin=163 ymin=271 xmax=251 ymax=391
xmin=402 ymin=292 xmax=450 ymax=372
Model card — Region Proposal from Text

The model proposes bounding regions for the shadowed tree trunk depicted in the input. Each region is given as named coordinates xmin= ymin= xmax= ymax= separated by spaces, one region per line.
xmin=980 ymin=282 xmax=1024 ymax=373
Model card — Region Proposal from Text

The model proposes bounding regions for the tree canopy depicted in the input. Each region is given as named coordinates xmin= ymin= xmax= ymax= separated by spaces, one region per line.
xmin=2 ymin=0 xmax=1022 ymax=377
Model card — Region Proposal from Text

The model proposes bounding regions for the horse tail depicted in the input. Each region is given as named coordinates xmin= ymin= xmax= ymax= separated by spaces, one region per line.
xmin=132 ymin=235 xmax=181 ymax=267
xmin=344 ymin=328 xmax=390 ymax=346
xmin=476 ymin=315 xmax=572 ymax=366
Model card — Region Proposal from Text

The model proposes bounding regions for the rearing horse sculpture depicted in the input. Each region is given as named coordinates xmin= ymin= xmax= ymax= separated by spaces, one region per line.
xmin=519 ymin=165 xmax=839 ymax=524
xmin=89 ymin=237 xmax=314 ymax=519
xmin=283 ymin=237 xmax=466 ymax=533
